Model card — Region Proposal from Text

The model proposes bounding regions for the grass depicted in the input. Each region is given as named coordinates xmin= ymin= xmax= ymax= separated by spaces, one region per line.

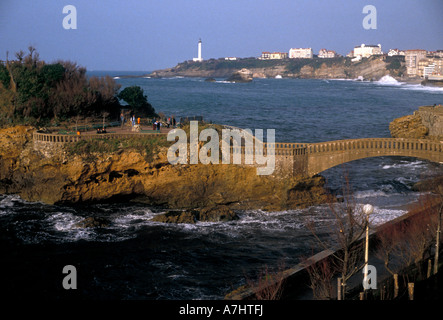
xmin=65 ymin=135 xmax=172 ymax=162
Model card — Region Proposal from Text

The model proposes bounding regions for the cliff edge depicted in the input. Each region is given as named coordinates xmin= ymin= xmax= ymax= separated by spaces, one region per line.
xmin=389 ymin=105 xmax=443 ymax=140
xmin=0 ymin=126 xmax=330 ymax=211
xmin=149 ymin=55 xmax=405 ymax=81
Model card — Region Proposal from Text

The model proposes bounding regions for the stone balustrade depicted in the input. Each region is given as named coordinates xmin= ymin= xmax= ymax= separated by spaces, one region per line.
xmin=32 ymin=131 xmax=443 ymax=177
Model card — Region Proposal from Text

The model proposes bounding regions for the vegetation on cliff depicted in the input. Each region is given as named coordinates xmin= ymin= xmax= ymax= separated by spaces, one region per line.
xmin=65 ymin=134 xmax=171 ymax=162
xmin=0 ymin=125 xmax=330 ymax=210
xmin=117 ymin=85 xmax=157 ymax=117
xmin=0 ymin=47 xmax=156 ymax=127
xmin=150 ymin=55 xmax=405 ymax=80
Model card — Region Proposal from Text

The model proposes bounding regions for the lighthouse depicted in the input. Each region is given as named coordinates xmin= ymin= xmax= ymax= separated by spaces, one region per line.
xmin=193 ymin=38 xmax=203 ymax=62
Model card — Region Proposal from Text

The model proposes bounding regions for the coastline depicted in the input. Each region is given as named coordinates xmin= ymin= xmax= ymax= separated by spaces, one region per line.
xmin=147 ymin=55 xmax=406 ymax=82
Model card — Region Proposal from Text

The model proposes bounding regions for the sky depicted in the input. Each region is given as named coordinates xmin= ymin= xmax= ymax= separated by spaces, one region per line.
xmin=0 ymin=0 xmax=442 ymax=71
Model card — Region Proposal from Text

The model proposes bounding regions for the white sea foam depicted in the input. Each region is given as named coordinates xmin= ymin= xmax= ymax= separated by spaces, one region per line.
xmin=215 ymin=80 xmax=234 ymax=84
xmin=400 ymin=84 xmax=443 ymax=93
xmin=377 ymin=75 xmax=402 ymax=85
xmin=370 ymin=207 xmax=406 ymax=226
xmin=354 ymin=190 xmax=390 ymax=199
xmin=49 ymin=212 xmax=84 ymax=231
xmin=381 ymin=160 xmax=424 ymax=170
xmin=113 ymin=209 xmax=156 ymax=228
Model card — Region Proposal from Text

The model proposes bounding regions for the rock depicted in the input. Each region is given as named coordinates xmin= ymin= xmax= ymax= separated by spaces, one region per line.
xmin=389 ymin=106 xmax=443 ymax=139
xmin=151 ymin=210 xmax=199 ymax=224
xmin=226 ymin=68 xmax=253 ymax=83
xmin=412 ymin=175 xmax=443 ymax=192
xmin=151 ymin=206 xmax=238 ymax=224
xmin=198 ymin=206 xmax=238 ymax=222
xmin=389 ymin=114 xmax=428 ymax=139
xmin=0 ymin=126 xmax=331 ymax=211
xmin=74 ymin=216 xmax=110 ymax=228
xmin=205 ymin=78 xmax=216 ymax=82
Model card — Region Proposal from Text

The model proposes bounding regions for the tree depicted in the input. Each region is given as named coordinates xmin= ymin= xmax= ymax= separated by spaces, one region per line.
xmin=0 ymin=63 xmax=11 ymax=89
xmin=305 ymin=257 xmax=335 ymax=300
xmin=305 ymin=175 xmax=369 ymax=300
xmin=1 ymin=47 xmax=125 ymax=125
xmin=117 ymin=86 xmax=157 ymax=117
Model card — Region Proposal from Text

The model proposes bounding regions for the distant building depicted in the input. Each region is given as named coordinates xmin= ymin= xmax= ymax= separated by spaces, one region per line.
xmin=289 ymin=48 xmax=313 ymax=59
xmin=418 ymin=57 xmax=443 ymax=78
xmin=405 ymin=49 xmax=427 ymax=77
xmin=225 ymin=57 xmax=237 ymax=61
xmin=428 ymin=50 xmax=443 ymax=58
xmin=387 ymin=49 xmax=405 ymax=56
xmin=271 ymin=52 xmax=288 ymax=59
xmin=353 ymin=44 xmax=382 ymax=58
xmin=260 ymin=52 xmax=271 ymax=60
xmin=260 ymin=52 xmax=287 ymax=60
xmin=318 ymin=49 xmax=336 ymax=58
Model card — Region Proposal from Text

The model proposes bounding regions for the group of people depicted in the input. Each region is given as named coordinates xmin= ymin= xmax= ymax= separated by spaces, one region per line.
xmin=166 ymin=116 xmax=176 ymax=128
xmin=151 ymin=116 xmax=176 ymax=131
xmin=120 ymin=112 xmax=142 ymax=128
xmin=119 ymin=111 xmax=178 ymax=132
xmin=96 ymin=128 xmax=107 ymax=134
xmin=152 ymin=120 xmax=162 ymax=131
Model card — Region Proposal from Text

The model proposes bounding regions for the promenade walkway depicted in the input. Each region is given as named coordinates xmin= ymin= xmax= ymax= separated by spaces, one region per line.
xmin=33 ymin=124 xmax=443 ymax=178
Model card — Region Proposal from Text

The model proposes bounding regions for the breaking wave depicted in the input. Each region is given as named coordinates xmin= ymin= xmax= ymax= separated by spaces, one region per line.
xmin=377 ymin=75 xmax=401 ymax=85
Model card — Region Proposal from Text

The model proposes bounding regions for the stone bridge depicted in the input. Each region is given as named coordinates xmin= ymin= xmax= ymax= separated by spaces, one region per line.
xmin=260 ymin=138 xmax=443 ymax=177
xmin=33 ymin=132 xmax=443 ymax=178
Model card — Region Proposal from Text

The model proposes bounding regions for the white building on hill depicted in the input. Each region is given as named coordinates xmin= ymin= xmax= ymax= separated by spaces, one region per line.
xmin=353 ymin=44 xmax=382 ymax=58
xmin=318 ymin=49 xmax=337 ymax=58
xmin=289 ymin=48 xmax=313 ymax=59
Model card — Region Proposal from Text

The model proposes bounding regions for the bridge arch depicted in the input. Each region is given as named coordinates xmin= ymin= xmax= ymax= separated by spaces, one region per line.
xmin=304 ymin=138 xmax=443 ymax=177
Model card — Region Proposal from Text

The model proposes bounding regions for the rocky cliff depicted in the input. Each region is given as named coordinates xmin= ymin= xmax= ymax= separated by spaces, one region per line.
xmin=0 ymin=126 xmax=330 ymax=211
xmin=149 ymin=55 xmax=405 ymax=81
xmin=389 ymin=105 xmax=443 ymax=139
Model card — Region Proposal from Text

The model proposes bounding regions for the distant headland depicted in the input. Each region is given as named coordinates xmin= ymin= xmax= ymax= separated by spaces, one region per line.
xmin=147 ymin=55 xmax=407 ymax=82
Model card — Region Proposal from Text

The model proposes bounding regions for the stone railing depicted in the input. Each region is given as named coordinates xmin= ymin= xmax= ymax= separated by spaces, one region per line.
xmin=306 ymin=138 xmax=443 ymax=154
xmin=228 ymin=142 xmax=308 ymax=156
xmin=33 ymin=131 xmax=166 ymax=144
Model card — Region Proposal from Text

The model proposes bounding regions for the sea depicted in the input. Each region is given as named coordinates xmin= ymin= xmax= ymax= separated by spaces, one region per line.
xmin=1 ymin=72 xmax=443 ymax=300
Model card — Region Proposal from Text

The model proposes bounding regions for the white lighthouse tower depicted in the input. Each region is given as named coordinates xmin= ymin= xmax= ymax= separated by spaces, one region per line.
xmin=193 ymin=38 xmax=203 ymax=62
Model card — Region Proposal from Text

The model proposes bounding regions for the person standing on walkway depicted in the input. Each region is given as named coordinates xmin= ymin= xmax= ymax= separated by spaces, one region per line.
xmin=120 ymin=112 xmax=125 ymax=128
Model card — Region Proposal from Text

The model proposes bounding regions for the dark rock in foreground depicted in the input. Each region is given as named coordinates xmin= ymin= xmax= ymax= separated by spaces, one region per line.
xmin=151 ymin=206 xmax=239 ymax=224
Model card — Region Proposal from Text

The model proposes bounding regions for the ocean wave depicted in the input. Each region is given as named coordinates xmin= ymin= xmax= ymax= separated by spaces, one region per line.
xmin=0 ymin=194 xmax=26 ymax=208
xmin=354 ymin=190 xmax=390 ymax=199
xmin=215 ymin=80 xmax=234 ymax=84
xmin=381 ymin=160 xmax=424 ymax=170
xmin=113 ymin=209 xmax=156 ymax=228
xmin=399 ymin=84 xmax=443 ymax=93
xmin=377 ymin=75 xmax=402 ymax=86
